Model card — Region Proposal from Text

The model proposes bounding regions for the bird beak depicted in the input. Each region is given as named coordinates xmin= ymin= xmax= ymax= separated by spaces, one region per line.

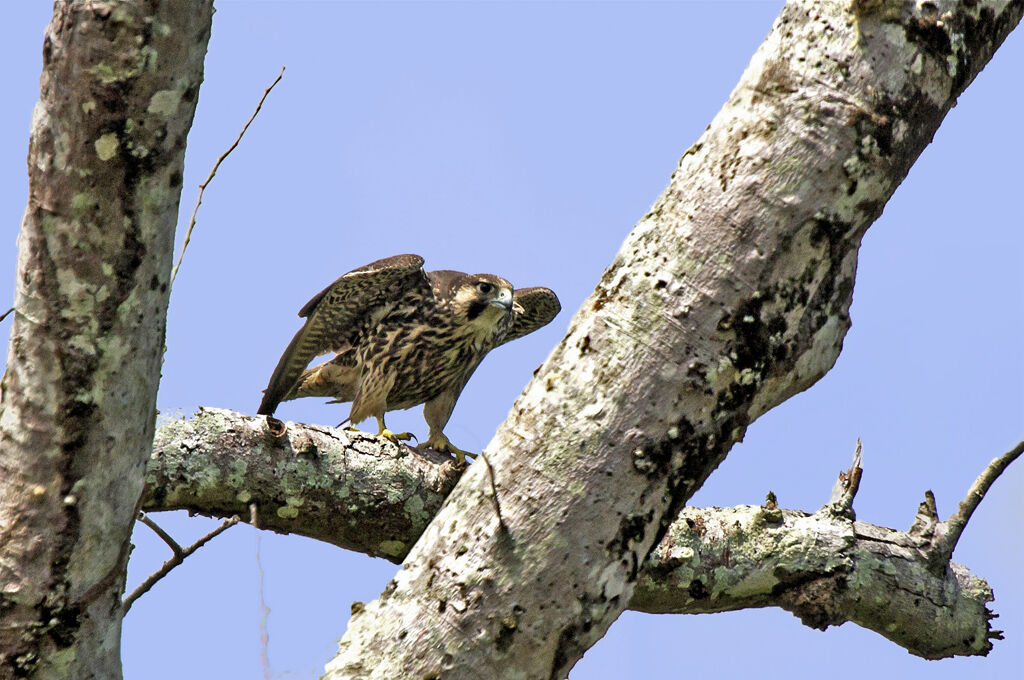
xmin=490 ymin=288 xmax=513 ymax=311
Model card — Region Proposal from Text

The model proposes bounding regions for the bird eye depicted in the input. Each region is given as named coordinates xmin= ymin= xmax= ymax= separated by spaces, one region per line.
xmin=476 ymin=282 xmax=494 ymax=294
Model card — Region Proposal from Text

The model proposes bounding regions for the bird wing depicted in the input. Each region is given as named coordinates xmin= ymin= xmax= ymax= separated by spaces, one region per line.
xmin=257 ymin=253 xmax=427 ymax=415
xmin=501 ymin=287 xmax=561 ymax=345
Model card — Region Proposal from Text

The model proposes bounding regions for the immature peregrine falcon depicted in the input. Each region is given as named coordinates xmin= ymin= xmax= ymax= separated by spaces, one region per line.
xmin=257 ymin=254 xmax=560 ymax=463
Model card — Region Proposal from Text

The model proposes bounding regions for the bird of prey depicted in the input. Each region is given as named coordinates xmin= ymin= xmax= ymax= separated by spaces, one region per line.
xmin=257 ymin=254 xmax=560 ymax=463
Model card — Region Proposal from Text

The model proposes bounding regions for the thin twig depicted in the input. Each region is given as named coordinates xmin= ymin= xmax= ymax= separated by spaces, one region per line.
xmin=123 ymin=515 xmax=240 ymax=613
xmin=170 ymin=66 xmax=286 ymax=285
xmin=0 ymin=307 xmax=13 ymax=323
xmin=137 ymin=512 xmax=183 ymax=554
xmin=936 ymin=440 xmax=1024 ymax=558
xmin=256 ymin=517 xmax=272 ymax=680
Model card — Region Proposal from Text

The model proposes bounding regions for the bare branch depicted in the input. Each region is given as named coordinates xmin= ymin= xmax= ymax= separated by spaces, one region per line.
xmin=931 ymin=440 xmax=1024 ymax=562
xmin=145 ymin=408 xmax=1012 ymax=658
xmin=0 ymin=307 xmax=13 ymax=324
xmin=137 ymin=512 xmax=183 ymax=554
xmin=123 ymin=514 xmax=240 ymax=613
xmin=170 ymin=66 xmax=286 ymax=285
xmin=823 ymin=438 xmax=863 ymax=516
xmin=636 ymin=506 xmax=997 ymax=660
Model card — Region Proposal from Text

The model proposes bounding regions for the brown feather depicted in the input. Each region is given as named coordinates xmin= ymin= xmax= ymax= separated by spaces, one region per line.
xmin=257 ymin=256 xmax=560 ymax=448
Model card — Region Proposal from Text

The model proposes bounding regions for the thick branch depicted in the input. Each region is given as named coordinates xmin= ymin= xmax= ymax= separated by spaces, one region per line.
xmin=639 ymin=507 xmax=998 ymax=660
xmin=144 ymin=409 xmax=1002 ymax=659
xmin=144 ymin=408 xmax=461 ymax=561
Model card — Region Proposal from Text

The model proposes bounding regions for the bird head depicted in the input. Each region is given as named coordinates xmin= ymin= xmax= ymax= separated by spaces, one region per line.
xmin=450 ymin=273 xmax=514 ymax=330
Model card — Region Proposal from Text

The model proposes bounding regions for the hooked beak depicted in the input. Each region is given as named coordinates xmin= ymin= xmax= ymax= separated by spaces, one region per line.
xmin=489 ymin=288 xmax=514 ymax=311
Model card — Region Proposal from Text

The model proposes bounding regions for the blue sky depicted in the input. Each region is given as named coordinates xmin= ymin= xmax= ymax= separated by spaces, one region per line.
xmin=2 ymin=2 xmax=1021 ymax=679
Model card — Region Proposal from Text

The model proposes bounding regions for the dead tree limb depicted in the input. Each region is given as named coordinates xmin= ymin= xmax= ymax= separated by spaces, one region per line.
xmin=122 ymin=514 xmax=240 ymax=613
xmin=143 ymin=409 xmax=1012 ymax=659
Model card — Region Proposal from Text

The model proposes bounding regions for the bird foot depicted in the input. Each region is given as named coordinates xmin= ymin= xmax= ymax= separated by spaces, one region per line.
xmin=418 ymin=433 xmax=477 ymax=465
xmin=340 ymin=424 xmax=415 ymax=446
xmin=379 ymin=428 xmax=415 ymax=445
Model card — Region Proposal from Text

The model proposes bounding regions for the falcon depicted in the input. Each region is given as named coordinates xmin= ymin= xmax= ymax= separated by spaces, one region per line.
xmin=257 ymin=254 xmax=560 ymax=463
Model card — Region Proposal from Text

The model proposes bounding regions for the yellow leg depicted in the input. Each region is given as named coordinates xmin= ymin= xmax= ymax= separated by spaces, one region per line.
xmin=374 ymin=416 xmax=414 ymax=445
xmin=418 ymin=431 xmax=477 ymax=465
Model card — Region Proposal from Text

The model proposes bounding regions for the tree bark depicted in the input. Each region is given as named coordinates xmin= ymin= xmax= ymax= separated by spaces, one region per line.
xmin=0 ymin=3 xmax=213 ymax=678
xmin=143 ymin=409 xmax=1002 ymax=660
xmin=321 ymin=1 xmax=1023 ymax=678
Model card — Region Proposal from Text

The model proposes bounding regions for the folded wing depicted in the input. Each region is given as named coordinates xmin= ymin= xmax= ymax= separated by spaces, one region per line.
xmin=257 ymin=253 xmax=427 ymax=416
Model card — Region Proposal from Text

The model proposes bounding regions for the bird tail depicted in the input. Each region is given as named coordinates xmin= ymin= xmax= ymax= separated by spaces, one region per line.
xmin=257 ymin=320 xmax=325 ymax=416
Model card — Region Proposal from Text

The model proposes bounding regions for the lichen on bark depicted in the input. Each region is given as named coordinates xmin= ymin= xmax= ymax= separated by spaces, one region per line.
xmin=0 ymin=3 xmax=214 ymax=678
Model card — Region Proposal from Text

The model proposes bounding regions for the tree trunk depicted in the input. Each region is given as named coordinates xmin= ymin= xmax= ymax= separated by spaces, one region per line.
xmin=0 ymin=2 xmax=213 ymax=678
xmin=324 ymin=1 xmax=1023 ymax=678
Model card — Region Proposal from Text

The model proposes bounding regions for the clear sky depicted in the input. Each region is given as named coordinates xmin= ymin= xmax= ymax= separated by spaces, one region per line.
xmin=2 ymin=2 xmax=1021 ymax=679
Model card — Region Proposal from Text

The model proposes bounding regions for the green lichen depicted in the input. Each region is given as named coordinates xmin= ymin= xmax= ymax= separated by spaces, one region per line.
xmin=403 ymin=493 xmax=425 ymax=521
xmin=378 ymin=540 xmax=406 ymax=557
xmin=88 ymin=63 xmax=124 ymax=84
xmin=94 ymin=133 xmax=119 ymax=161
xmin=147 ymin=89 xmax=181 ymax=116
xmin=276 ymin=458 xmax=320 ymax=496
xmin=225 ymin=459 xmax=247 ymax=488
xmin=110 ymin=4 xmax=133 ymax=22
xmin=71 ymin=192 xmax=97 ymax=218
xmin=190 ymin=408 xmax=229 ymax=440
xmin=277 ymin=497 xmax=303 ymax=519
xmin=139 ymin=45 xmax=159 ymax=73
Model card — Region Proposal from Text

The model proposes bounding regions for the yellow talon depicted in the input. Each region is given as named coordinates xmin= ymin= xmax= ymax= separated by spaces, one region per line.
xmin=374 ymin=416 xmax=413 ymax=445
xmin=379 ymin=428 xmax=414 ymax=444
xmin=418 ymin=432 xmax=477 ymax=465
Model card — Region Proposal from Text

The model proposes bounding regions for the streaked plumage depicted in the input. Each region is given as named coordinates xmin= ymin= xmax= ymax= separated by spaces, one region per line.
xmin=258 ymin=254 xmax=560 ymax=463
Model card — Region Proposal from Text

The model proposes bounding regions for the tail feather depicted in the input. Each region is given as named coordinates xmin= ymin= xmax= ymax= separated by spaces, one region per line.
xmin=257 ymin=321 xmax=324 ymax=415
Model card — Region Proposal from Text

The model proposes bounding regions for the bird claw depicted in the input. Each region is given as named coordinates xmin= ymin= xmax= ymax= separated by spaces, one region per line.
xmin=417 ymin=434 xmax=477 ymax=465
xmin=379 ymin=428 xmax=415 ymax=445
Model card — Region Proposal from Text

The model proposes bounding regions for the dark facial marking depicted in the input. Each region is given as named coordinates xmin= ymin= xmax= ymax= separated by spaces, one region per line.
xmin=467 ymin=300 xmax=489 ymax=320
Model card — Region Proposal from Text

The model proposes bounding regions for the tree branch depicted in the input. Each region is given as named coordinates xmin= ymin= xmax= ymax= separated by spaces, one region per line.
xmin=171 ymin=66 xmax=285 ymax=285
xmin=122 ymin=513 xmax=240 ymax=614
xmin=931 ymin=440 xmax=1024 ymax=563
xmin=144 ymin=409 xmax=1010 ymax=659
xmin=144 ymin=408 xmax=461 ymax=560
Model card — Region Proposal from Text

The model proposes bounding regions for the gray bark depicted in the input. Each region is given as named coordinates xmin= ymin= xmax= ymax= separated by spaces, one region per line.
xmin=145 ymin=409 xmax=459 ymax=561
xmin=321 ymin=1 xmax=1023 ymax=678
xmin=1 ymin=0 xmax=1019 ymax=678
xmin=143 ymin=408 xmax=1000 ymax=660
xmin=0 ymin=2 xmax=213 ymax=678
